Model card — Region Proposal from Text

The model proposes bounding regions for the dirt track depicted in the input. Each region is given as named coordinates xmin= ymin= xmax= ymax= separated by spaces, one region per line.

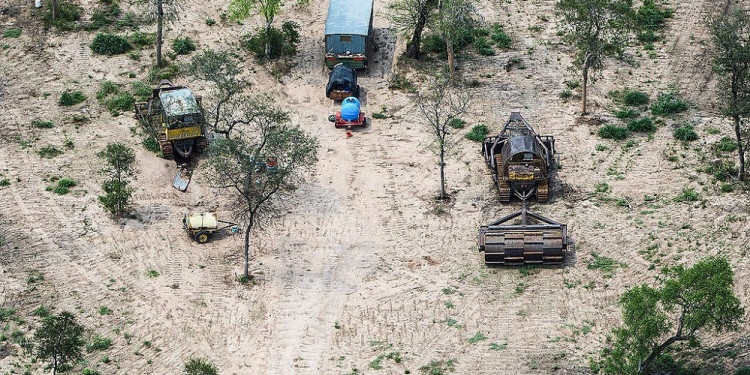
xmin=1 ymin=0 xmax=749 ymax=374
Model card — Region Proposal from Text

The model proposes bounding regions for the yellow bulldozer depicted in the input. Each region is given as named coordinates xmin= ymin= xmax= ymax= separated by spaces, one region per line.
xmin=135 ymin=80 xmax=208 ymax=191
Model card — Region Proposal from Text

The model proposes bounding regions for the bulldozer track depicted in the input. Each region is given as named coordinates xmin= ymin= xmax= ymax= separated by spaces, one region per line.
xmin=536 ymin=179 xmax=549 ymax=203
xmin=498 ymin=179 xmax=511 ymax=203
xmin=159 ymin=134 xmax=174 ymax=159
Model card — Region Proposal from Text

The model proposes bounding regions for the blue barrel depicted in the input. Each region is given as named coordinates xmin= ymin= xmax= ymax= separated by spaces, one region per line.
xmin=340 ymin=97 xmax=360 ymax=121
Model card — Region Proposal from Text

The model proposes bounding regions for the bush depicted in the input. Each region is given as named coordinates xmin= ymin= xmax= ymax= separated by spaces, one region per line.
xmin=736 ymin=367 xmax=750 ymax=375
xmin=422 ymin=34 xmax=446 ymax=54
xmin=132 ymin=81 xmax=152 ymax=102
xmin=674 ymin=188 xmax=699 ymax=202
xmin=86 ymin=336 xmax=112 ymax=352
xmin=705 ymin=160 xmax=737 ymax=182
xmin=32 ymin=120 xmax=54 ymax=128
xmin=90 ymin=33 xmax=132 ymax=55
xmin=0 ymin=179 xmax=10 ymax=187
xmin=717 ymin=136 xmax=737 ymax=152
xmin=142 ymin=136 xmax=160 ymax=153
xmin=42 ymin=2 xmax=82 ymax=30
xmin=38 ymin=146 xmax=63 ymax=158
xmin=242 ymin=21 xmax=300 ymax=59
xmin=627 ymin=117 xmax=655 ymax=132
xmin=105 ymin=93 xmax=135 ymax=115
xmin=448 ymin=118 xmax=466 ymax=129
xmin=491 ymin=23 xmax=511 ymax=49
xmin=130 ymin=32 xmax=155 ymax=48
xmin=474 ymin=36 xmax=495 ymax=56
xmin=673 ymin=124 xmax=698 ymax=141
xmin=623 ymin=91 xmax=649 ymax=106
xmin=636 ymin=0 xmax=673 ymax=31
xmin=3 ymin=29 xmax=21 ymax=38
xmin=172 ymin=37 xmax=196 ymax=55
xmin=465 ymin=124 xmax=489 ymax=142
xmin=85 ymin=2 xmax=120 ymax=31
xmin=637 ymin=30 xmax=660 ymax=43
xmin=559 ymin=89 xmax=572 ymax=100
xmin=598 ymin=124 xmax=629 ymax=140
xmin=184 ymin=358 xmax=218 ymax=375
xmin=59 ymin=91 xmax=86 ymax=106
xmin=651 ymin=92 xmax=688 ymax=116
xmin=614 ymin=108 xmax=639 ymax=119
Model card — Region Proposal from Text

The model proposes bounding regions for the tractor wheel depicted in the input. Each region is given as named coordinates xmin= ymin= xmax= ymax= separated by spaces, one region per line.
xmin=328 ymin=114 xmax=336 ymax=122
xmin=194 ymin=231 xmax=211 ymax=244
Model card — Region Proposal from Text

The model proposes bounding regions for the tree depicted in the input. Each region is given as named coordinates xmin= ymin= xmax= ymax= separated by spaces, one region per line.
xmin=35 ymin=311 xmax=85 ymax=375
xmin=229 ymin=0 xmax=283 ymax=57
xmin=708 ymin=9 xmax=750 ymax=181
xmin=434 ymin=0 xmax=476 ymax=78
xmin=387 ymin=0 xmax=438 ymax=59
xmin=98 ymin=143 xmax=137 ymax=215
xmin=202 ymin=98 xmax=318 ymax=279
xmin=142 ymin=0 xmax=180 ymax=67
xmin=184 ymin=358 xmax=219 ymax=375
xmin=187 ymin=49 xmax=251 ymax=138
xmin=416 ymin=77 xmax=471 ymax=200
xmin=556 ymin=0 xmax=635 ymax=114
xmin=599 ymin=257 xmax=744 ymax=374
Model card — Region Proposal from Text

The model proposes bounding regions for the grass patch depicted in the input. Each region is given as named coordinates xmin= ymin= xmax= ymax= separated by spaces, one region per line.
xmin=614 ymin=107 xmax=639 ymax=119
xmin=598 ymin=124 xmax=629 ymax=140
xmin=147 ymin=269 xmax=159 ymax=278
xmin=90 ymin=33 xmax=132 ymax=56
xmin=32 ymin=120 xmax=54 ymax=128
xmin=142 ymin=136 xmax=160 ymax=153
xmin=59 ymin=91 xmax=86 ymax=106
xmin=147 ymin=63 xmax=179 ymax=83
xmin=465 ymin=124 xmax=489 ymax=142
xmin=419 ymin=360 xmax=455 ymax=374
xmin=132 ymin=81 xmax=152 ymax=102
xmin=489 ymin=342 xmax=508 ymax=350
xmin=587 ymin=252 xmax=626 ymax=273
xmin=3 ymin=29 xmax=21 ymax=38
xmin=38 ymin=146 xmax=63 ymax=158
xmin=130 ymin=32 xmax=155 ymax=49
xmin=0 ymin=179 xmax=10 ymax=187
xmin=448 ymin=118 xmax=466 ymax=129
xmin=32 ymin=305 xmax=50 ymax=317
xmin=672 ymin=124 xmax=698 ymax=141
xmin=490 ymin=23 xmax=511 ymax=49
xmin=627 ymin=117 xmax=655 ymax=132
xmin=468 ymin=332 xmax=487 ymax=344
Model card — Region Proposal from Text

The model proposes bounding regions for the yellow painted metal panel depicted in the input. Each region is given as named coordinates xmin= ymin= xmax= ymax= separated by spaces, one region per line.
xmin=166 ymin=126 xmax=201 ymax=140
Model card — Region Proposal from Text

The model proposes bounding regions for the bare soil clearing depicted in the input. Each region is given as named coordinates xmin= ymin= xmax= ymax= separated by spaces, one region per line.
xmin=1 ymin=0 xmax=749 ymax=374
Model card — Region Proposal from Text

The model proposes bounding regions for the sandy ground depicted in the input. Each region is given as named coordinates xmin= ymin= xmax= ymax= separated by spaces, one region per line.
xmin=1 ymin=0 xmax=749 ymax=374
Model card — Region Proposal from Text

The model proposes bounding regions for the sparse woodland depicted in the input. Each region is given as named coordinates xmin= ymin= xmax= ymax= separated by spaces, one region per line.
xmin=0 ymin=0 xmax=749 ymax=374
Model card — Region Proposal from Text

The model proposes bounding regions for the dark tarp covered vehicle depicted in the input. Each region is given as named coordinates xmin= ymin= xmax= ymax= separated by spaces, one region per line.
xmin=326 ymin=63 xmax=360 ymax=100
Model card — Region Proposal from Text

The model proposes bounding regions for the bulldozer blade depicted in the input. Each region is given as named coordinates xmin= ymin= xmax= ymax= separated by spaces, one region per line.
xmin=173 ymin=167 xmax=191 ymax=192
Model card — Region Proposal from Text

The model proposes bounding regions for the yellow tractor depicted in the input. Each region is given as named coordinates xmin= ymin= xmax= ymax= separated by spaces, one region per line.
xmin=135 ymin=80 xmax=208 ymax=191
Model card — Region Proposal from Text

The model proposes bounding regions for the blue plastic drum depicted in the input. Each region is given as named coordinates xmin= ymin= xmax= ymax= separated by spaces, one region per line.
xmin=340 ymin=97 xmax=361 ymax=121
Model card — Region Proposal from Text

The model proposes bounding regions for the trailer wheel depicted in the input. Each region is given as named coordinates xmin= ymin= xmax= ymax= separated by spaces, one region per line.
xmin=195 ymin=231 xmax=211 ymax=244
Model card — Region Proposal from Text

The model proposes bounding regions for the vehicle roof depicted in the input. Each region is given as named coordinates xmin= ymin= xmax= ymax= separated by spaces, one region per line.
xmin=502 ymin=135 xmax=541 ymax=160
xmin=324 ymin=0 xmax=373 ymax=36
xmin=160 ymin=88 xmax=201 ymax=117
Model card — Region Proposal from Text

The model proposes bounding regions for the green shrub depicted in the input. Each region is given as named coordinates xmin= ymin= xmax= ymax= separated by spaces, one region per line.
xmin=82 ymin=369 xmax=101 ymax=375
xmin=205 ymin=18 xmax=216 ymax=26
xmin=673 ymin=124 xmax=698 ymax=141
xmin=422 ymin=34 xmax=446 ymax=54
xmin=105 ymin=93 xmax=135 ymax=114
xmin=448 ymin=118 xmax=466 ymax=129
xmin=721 ymin=183 xmax=733 ymax=193
xmin=32 ymin=305 xmax=50 ymax=317
xmin=736 ymin=367 xmax=750 ymax=375
xmin=614 ymin=108 xmax=639 ymax=119
xmin=85 ymin=2 xmax=121 ymax=31
xmin=636 ymin=0 xmax=673 ymax=31
xmin=674 ymin=188 xmax=698 ymax=202
xmin=637 ymin=30 xmax=660 ymax=43
xmin=86 ymin=336 xmax=112 ymax=352
xmin=184 ymin=358 xmax=218 ymax=375
xmin=57 ymin=178 xmax=77 ymax=188
xmin=705 ymin=160 xmax=737 ymax=182
xmin=598 ymin=125 xmax=629 ymax=140
xmin=42 ymin=2 xmax=82 ymax=30
xmin=3 ymin=29 xmax=21 ymax=38
xmin=172 ymin=37 xmax=196 ymax=55
xmin=130 ymin=32 xmax=155 ymax=48
xmin=142 ymin=136 xmax=160 ymax=153
xmin=242 ymin=21 xmax=300 ymax=59
xmin=623 ymin=90 xmax=649 ymax=106
xmin=465 ymin=124 xmax=489 ymax=142
xmin=474 ymin=36 xmax=495 ymax=56
xmin=717 ymin=136 xmax=737 ymax=152
xmin=627 ymin=117 xmax=655 ymax=132
xmin=32 ymin=120 xmax=54 ymax=128
xmin=0 ymin=179 xmax=10 ymax=187
xmin=559 ymin=89 xmax=572 ymax=100
xmin=491 ymin=23 xmax=511 ymax=48
xmin=90 ymin=33 xmax=132 ymax=56
xmin=59 ymin=91 xmax=86 ymax=106
xmin=651 ymin=92 xmax=688 ymax=116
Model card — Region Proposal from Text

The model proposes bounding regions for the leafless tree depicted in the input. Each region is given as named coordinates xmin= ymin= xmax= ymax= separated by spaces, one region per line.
xmin=417 ymin=77 xmax=471 ymax=200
